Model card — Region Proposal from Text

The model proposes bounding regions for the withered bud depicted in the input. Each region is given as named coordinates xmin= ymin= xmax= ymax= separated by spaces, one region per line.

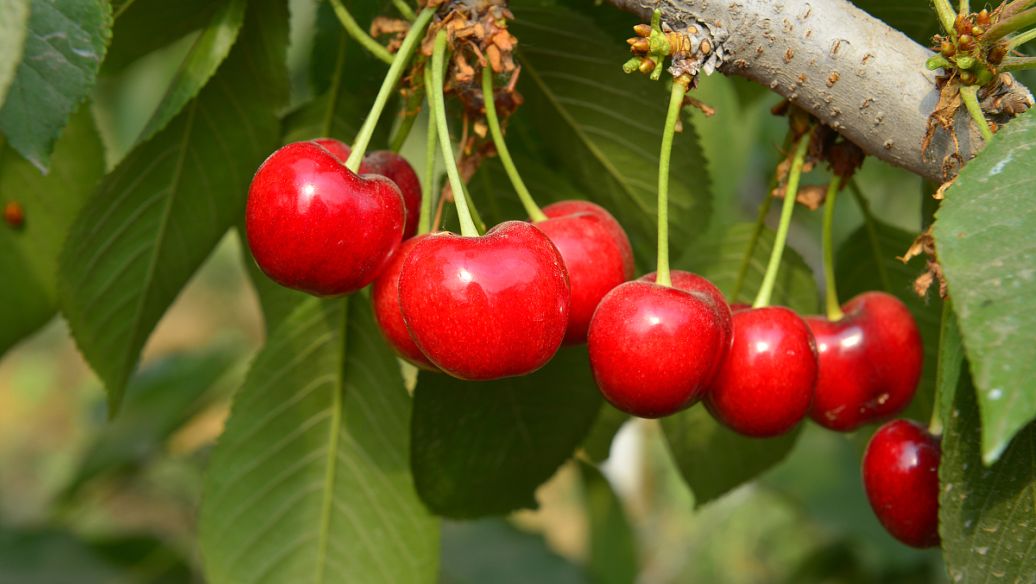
xmin=630 ymin=38 xmax=650 ymax=53
xmin=978 ymin=9 xmax=990 ymax=27
xmin=700 ymin=39 xmax=712 ymax=55
xmin=960 ymin=69 xmax=977 ymax=84
xmin=959 ymin=34 xmax=974 ymax=49
xmin=940 ymin=40 xmax=955 ymax=56
xmin=638 ymin=57 xmax=656 ymax=74
xmin=633 ymin=24 xmax=652 ymax=37
xmin=971 ymin=25 xmax=984 ymax=37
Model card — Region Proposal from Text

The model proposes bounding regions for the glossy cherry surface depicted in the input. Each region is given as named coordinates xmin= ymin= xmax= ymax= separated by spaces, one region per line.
xmin=862 ymin=419 xmax=941 ymax=548
xmin=807 ymin=292 xmax=923 ymax=431
xmin=587 ymin=278 xmax=732 ymax=418
xmin=313 ymin=138 xmax=422 ymax=239
xmin=705 ymin=306 xmax=818 ymax=437
xmin=371 ymin=235 xmax=438 ymax=370
xmin=246 ymin=141 xmax=404 ymax=296
xmin=535 ymin=200 xmax=634 ymax=344
xmin=398 ymin=221 xmax=570 ymax=380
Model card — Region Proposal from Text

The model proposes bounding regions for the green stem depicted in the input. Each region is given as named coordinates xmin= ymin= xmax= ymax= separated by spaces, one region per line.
xmin=821 ymin=180 xmax=844 ymax=321
xmin=328 ymin=0 xmax=393 ymax=65
xmin=959 ymin=85 xmax=994 ymax=142
xmin=431 ymin=30 xmax=479 ymax=237
xmin=934 ymin=0 xmax=958 ymax=39
xmin=419 ymin=67 xmax=438 ymax=235
xmin=848 ymin=180 xmax=893 ymax=292
xmin=999 ymin=55 xmax=1036 ymax=71
xmin=656 ymin=80 xmax=688 ymax=288
xmin=344 ymin=8 xmax=434 ymax=173
xmin=959 ymin=0 xmax=970 ymax=16
xmin=753 ymin=134 xmax=809 ymax=308
xmin=391 ymin=0 xmax=416 ymax=20
xmin=1006 ymin=27 xmax=1036 ymax=49
xmin=481 ymin=67 xmax=546 ymax=221
xmin=985 ymin=6 xmax=1036 ymax=41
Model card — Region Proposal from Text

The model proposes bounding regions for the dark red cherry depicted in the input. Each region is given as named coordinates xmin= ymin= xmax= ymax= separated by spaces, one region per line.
xmin=705 ymin=306 xmax=818 ymax=437
xmin=397 ymin=221 xmax=570 ymax=380
xmin=245 ymin=141 xmax=405 ymax=296
xmin=862 ymin=419 xmax=941 ymax=548
xmin=587 ymin=278 xmax=732 ymax=418
xmin=313 ymin=138 xmax=422 ymax=239
xmin=807 ymin=292 xmax=923 ymax=431
xmin=4 ymin=201 xmax=25 ymax=229
xmin=371 ymin=234 xmax=438 ymax=371
xmin=534 ymin=201 xmax=634 ymax=344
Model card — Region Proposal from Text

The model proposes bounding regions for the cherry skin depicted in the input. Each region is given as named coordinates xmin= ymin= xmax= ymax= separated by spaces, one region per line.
xmin=371 ymin=235 xmax=439 ymax=371
xmin=246 ymin=141 xmax=404 ymax=296
xmin=862 ymin=419 xmax=941 ymax=548
xmin=705 ymin=306 xmax=818 ymax=437
xmin=587 ymin=276 xmax=733 ymax=418
xmin=806 ymin=291 xmax=923 ymax=431
xmin=533 ymin=200 xmax=634 ymax=344
xmin=397 ymin=221 xmax=570 ymax=380
xmin=313 ymin=138 xmax=422 ymax=239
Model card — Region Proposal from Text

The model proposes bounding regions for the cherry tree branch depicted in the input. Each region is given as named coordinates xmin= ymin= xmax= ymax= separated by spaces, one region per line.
xmin=605 ymin=0 xmax=1034 ymax=182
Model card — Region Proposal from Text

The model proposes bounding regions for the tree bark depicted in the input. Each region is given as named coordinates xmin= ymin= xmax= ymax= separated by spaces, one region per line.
xmin=606 ymin=0 xmax=1034 ymax=182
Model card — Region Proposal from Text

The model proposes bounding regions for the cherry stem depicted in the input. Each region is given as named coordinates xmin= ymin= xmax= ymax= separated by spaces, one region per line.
xmin=821 ymin=180 xmax=845 ymax=321
xmin=986 ymin=6 xmax=1036 ymax=41
xmin=753 ymin=133 xmax=809 ymax=308
xmin=934 ymin=0 xmax=958 ymax=39
xmin=344 ymin=8 xmax=434 ymax=173
xmin=999 ymin=55 xmax=1036 ymax=71
xmin=655 ymin=79 xmax=688 ymax=288
xmin=959 ymin=0 xmax=969 ymax=16
xmin=848 ymin=180 xmax=893 ymax=292
xmin=482 ymin=67 xmax=547 ymax=222
xmin=431 ymin=30 xmax=480 ymax=237
xmin=959 ymin=85 xmax=994 ymax=143
xmin=392 ymin=0 xmax=416 ymax=20
xmin=328 ymin=0 xmax=393 ymax=65
xmin=1006 ymin=27 xmax=1036 ymax=49
xmin=419 ymin=66 xmax=438 ymax=235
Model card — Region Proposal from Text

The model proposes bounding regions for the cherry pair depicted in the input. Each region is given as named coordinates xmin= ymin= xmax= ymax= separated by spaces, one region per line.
xmin=373 ymin=200 xmax=634 ymax=380
xmin=245 ymin=139 xmax=420 ymax=296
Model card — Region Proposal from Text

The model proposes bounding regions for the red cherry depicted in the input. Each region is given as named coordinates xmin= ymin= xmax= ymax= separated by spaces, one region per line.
xmin=640 ymin=270 xmax=728 ymax=311
xmin=534 ymin=201 xmax=634 ymax=344
xmin=398 ymin=221 xmax=570 ymax=380
xmin=246 ymin=141 xmax=405 ymax=296
xmin=4 ymin=201 xmax=25 ymax=229
xmin=862 ymin=419 xmax=941 ymax=548
xmin=807 ymin=292 xmax=923 ymax=431
xmin=705 ymin=306 xmax=818 ymax=437
xmin=371 ymin=235 xmax=439 ymax=371
xmin=313 ymin=138 xmax=422 ymax=240
xmin=587 ymin=277 xmax=733 ymax=418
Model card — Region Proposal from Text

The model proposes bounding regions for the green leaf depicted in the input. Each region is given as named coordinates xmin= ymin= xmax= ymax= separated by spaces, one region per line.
xmin=510 ymin=0 xmax=712 ymax=268
xmin=104 ymin=0 xmax=220 ymax=72
xmin=440 ymin=519 xmax=588 ymax=584
xmin=683 ymin=222 xmax=818 ymax=313
xmin=0 ymin=0 xmax=111 ymax=171
xmin=411 ymin=347 xmax=602 ymax=518
xmin=0 ymin=108 xmax=103 ymax=356
xmin=135 ymin=0 xmax=246 ymax=144
xmin=62 ymin=342 xmax=243 ymax=498
xmin=936 ymin=301 xmax=965 ymax=426
xmin=850 ymin=1 xmax=939 ymax=44
xmin=836 ymin=217 xmax=942 ymax=422
xmin=58 ymin=0 xmax=288 ymax=413
xmin=200 ymin=298 xmax=439 ymax=583
xmin=932 ymin=107 xmax=1036 ymax=463
xmin=0 ymin=0 xmax=30 ymax=106
xmin=580 ymin=403 xmax=629 ymax=464
xmin=579 ymin=462 xmax=637 ymax=584
xmin=662 ymin=404 xmax=802 ymax=506
xmin=940 ymin=367 xmax=1036 ymax=582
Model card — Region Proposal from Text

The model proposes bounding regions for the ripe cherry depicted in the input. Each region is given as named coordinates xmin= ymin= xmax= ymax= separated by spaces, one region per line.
xmin=313 ymin=138 xmax=422 ymax=240
xmin=587 ymin=272 xmax=733 ymax=418
xmin=807 ymin=292 xmax=923 ymax=431
xmin=245 ymin=141 xmax=405 ymax=296
xmin=371 ymin=234 xmax=438 ymax=371
xmin=534 ymin=200 xmax=634 ymax=344
xmin=4 ymin=201 xmax=24 ymax=229
xmin=398 ymin=221 xmax=570 ymax=380
xmin=705 ymin=306 xmax=818 ymax=437
xmin=862 ymin=419 xmax=941 ymax=548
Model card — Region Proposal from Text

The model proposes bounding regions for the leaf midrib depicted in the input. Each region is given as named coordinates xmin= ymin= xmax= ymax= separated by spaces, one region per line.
xmin=315 ymin=298 xmax=348 ymax=584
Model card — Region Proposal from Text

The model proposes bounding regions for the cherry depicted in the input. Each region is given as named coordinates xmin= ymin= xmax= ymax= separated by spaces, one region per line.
xmin=533 ymin=200 xmax=634 ymax=344
xmin=806 ymin=292 xmax=923 ymax=431
xmin=371 ymin=234 xmax=438 ymax=371
xmin=705 ymin=306 xmax=818 ymax=437
xmin=397 ymin=220 xmax=570 ymax=380
xmin=862 ymin=419 xmax=941 ymax=548
xmin=4 ymin=201 xmax=24 ymax=229
xmin=313 ymin=138 xmax=422 ymax=240
xmin=245 ymin=141 xmax=405 ymax=296
xmin=587 ymin=273 xmax=733 ymax=418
